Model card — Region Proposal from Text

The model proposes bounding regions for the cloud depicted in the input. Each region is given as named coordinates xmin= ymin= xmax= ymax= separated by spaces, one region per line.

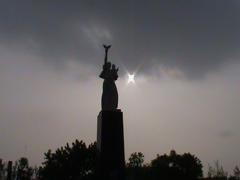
xmin=81 ymin=24 xmax=112 ymax=47
xmin=219 ymin=130 xmax=233 ymax=138
xmin=1 ymin=1 xmax=240 ymax=79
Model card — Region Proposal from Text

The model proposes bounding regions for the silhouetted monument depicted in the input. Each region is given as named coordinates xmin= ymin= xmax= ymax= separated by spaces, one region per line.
xmin=97 ymin=45 xmax=125 ymax=180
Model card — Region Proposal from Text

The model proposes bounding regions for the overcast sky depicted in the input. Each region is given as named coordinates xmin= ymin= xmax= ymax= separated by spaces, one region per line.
xmin=1 ymin=0 xmax=240 ymax=176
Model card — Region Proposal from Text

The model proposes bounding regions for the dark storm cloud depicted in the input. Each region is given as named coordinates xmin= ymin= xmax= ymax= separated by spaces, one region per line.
xmin=1 ymin=0 xmax=240 ymax=78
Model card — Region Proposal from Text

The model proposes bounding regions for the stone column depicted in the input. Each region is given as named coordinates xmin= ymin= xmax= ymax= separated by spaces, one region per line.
xmin=97 ymin=110 xmax=125 ymax=180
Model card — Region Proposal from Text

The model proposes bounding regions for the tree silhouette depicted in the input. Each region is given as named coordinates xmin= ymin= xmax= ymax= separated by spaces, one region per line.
xmin=40 ymin=140 xmax=97 ymax=180
xmin=126 ymin=152 xmax=147 ymax=180
xmin=151 ymin=150 xmax=203 ymax=180
xmin=127 ymin=152 xmax=144 ymax=168
xmin=12 ymin=157 xmax=34 ymax=180
xmin=179 ymin=153 xmax=203 ymax=179
xmin=0 ymin=160 xmax=6 ymax=180
xmin=207 ymin=161 xmax=228 ymax=179
xmin=234 ymin=166 xmax=240 ymax=180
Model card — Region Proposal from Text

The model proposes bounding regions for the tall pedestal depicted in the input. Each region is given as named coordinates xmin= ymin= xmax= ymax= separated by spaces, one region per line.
xmin=97 ymin=110 xmax=125 ymax=180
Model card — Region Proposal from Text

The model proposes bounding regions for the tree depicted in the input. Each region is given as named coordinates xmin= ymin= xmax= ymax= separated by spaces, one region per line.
xmin=151 ymin=151 xmax=181 ymax=180
xmin=207 ymin=161 xmax=227 ymax=179
xmin=32 ymin=166 xmax=42 ymax=180
xmin=127 ymin=152 xmax=144 ymax=168
xmin=13 ymin=157 xmax=34 ymax=180
xmin=0 ymin=159 xmax=6 ymax=180
xmin=126 ymin=152 xmax=146 ymax=180
xmin=40 ymin=140 xmax=97 ymax=180
xmin=229 ymin=176 xmax=238 ymax=180
xmin=234 ymin=166 xmax=240 ymax=180
xmin=179 ymin=153 xmax=203 ymax=179
xmin=151 ymin=150 xmax=203 ymax=180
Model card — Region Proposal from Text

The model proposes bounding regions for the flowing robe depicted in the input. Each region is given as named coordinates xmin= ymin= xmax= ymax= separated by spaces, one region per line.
xmin=99 ymin=68 xmax=118 ymax=110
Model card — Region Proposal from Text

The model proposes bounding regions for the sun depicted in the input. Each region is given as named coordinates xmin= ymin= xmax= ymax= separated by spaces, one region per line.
xmin=128 ymin=74 xmax=135 ymax=83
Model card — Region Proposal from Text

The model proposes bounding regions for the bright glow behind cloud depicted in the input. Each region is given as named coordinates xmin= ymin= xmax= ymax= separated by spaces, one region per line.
xmin=81 ymin=24 xmax=112 ymax=47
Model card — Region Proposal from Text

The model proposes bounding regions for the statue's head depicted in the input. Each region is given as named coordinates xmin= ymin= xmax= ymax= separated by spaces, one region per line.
xmin=112 ymin=64 xmax=116 ymax=69
xmin=105 ymin=62 xmax=111 ymax=70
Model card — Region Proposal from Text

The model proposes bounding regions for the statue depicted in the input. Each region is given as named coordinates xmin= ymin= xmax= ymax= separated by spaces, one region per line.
xmin=99 ymin=45 xmax=118 ymax=110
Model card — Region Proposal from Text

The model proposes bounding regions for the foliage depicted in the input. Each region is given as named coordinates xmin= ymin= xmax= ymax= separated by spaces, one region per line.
xmin=40 ymin=140 xmax=97 ymax=180
xmin=6 ymin=139 xmax=240 ymax=180
xmin=228 ymin=166 xmax=240 ymax=180
xmin=32 ymin=166 xmax=42 ymax=180
xmin=127 ymin=152 xmax=144 ymax=168
xmin=229 ymin=176 xmax=238 ymax=180
xmin=207 ymin=161 xmax=228 ymax=179
xmin=126 ymin=150 xmax=203 ymax=180
xmin=126 ymin=152 xmax=147 ymax=180
xmin=0 ymin=160 xmax=6 ymax=180
xmin=200 ymin=178 xmax=228 ymax=180
xmin=13 ymin=157 xmax=34 ymax=180
xmin=151 ymin=150 xmax=203 ymax=180
xmin=234 ymin=166 xmax=240 ymax=179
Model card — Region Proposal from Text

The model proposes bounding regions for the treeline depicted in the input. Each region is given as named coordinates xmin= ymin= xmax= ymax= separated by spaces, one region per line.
xmin=126 ymin=150 xmax=203 ymax=180
xmin=0 ymin=139 xmax=239 ymax=180
xmin=0 ymin=157 xmax=40 ymax=180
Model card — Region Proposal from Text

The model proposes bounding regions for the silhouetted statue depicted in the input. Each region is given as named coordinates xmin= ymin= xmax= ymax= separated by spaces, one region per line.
xmin=100 ymin=45 xmax=118 ymax=110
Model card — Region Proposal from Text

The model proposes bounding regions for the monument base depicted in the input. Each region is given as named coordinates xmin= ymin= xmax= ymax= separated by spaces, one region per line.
xmin=97 ymin=110 xmax=125 ymax=180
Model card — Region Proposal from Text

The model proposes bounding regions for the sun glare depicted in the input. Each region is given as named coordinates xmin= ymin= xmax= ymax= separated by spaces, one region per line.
xmin=128 ymin=74 xmax=135 ymax=83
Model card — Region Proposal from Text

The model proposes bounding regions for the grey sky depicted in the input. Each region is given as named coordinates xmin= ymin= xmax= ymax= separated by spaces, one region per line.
xmin=1 ymin=1 xmax=240 ymax=77
xmin=1 ymin=0 xmax=240 ymax=176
